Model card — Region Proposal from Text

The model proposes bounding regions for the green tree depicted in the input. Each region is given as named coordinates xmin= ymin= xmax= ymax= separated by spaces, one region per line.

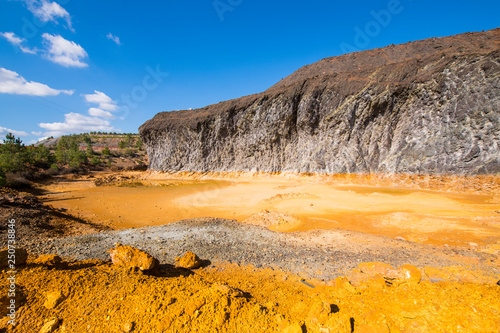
xmin=90 ymin=156 xmax=101 ymax=165
xmin=0 ymin=133 xmax=28 ymax=172
xmin=69 ymin=149 xmax=87 ymax=168
xmin=82 ymin=134 xmax=92 ymax=145
xmin=28 ymin=145 xmax=52 ymax=169
xmin=135 ymin=138 xmax=143 ymax=150
xmin=119 ymin=140 xmax=126 ymax=149
xmin=86 ymin=144 xmax=94 ymax=157
xmin=102 ymin=147 xmax=111 ymax=156
xmin=55 ymin=137 xmax=70 ymax=164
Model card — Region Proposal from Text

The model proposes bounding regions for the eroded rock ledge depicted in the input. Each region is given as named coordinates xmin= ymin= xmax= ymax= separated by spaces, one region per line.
xmin=140 ymin=29 xmax=500 ymax=174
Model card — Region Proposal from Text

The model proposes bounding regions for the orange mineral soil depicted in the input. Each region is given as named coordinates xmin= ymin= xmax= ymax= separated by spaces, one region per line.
xmin=39 ymin=171 xmax=500 ymax=248
xmin=1 ymin=257 xmax=499 ymax=333
xmin=3 ymin=171 xmax=497 ymax=332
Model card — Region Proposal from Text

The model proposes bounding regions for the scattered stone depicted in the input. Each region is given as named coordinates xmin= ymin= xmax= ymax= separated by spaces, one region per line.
xmin=39 ymin=317 xmax=60 ymax=333
xmin=399 ymin=264 xmax=422 ymax=284
xmin=34 ymin=255 xmax=62 ymax=266
xmin=109 ymin=245 xmax=159 ymax=271
xmin=123 ymin=321 xmax=135 ymax=332
xmin=175 ymin=251 xmax=201 ymax=269
xmin=283 ymin=322 xmax=304 ymax=333
xmin=357 ymin=262 xmax=422 ymax=285
xmin=331 ymin=277 xmax=357 ymax=294
xmin=44 ymin=291 xmax=65 ymax=309
xmin=358 ymin=262 xmax=396 ymax=277
xmin=309 ymin=301 xmax=335 ymax=321
xmin=0 ymin=248 xmax=28 ymax=267
xmin=212 ymin=283 xmax=244 ymax=297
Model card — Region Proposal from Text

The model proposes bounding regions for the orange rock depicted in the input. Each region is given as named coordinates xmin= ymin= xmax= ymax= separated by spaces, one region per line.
xmin=175 ymin=251 xmax=201 ymax=269
xmin=34 ymin=255 xmax=62 ymax=266
xmin=109 ymin=245 xmax=158 ymax=271
xmin=39 ymin=317 xmax=60 ymax=333
xmin=283 ymin=322 xmax=304 ymax=333
xmin=399 ymin=265 xmax=422 ymax=284
xmin=123 ymin=321 xmax=135 ymax=332
xmin=332 ymin=276 xmax=358 ymax=294
xmin=358 ymin=262 xmax=397 ymax=278
xmin=212 ymin=283 xmax=244 ymax=297
xmin=44 ymin=291 xmax=65 ymax=309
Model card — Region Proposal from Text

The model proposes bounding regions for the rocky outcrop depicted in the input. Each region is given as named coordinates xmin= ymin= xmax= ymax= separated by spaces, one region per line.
xmin=109 ymin=245 xmax=159 ymax=271
xmin=140 ymin=29 xmax=500 ymax=174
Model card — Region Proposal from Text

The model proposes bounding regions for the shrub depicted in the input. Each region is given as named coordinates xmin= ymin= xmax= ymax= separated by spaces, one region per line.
xmin=5 ymin=172 xmax=32 ymax=189
xmin=46 ymin=167 xmax=59 ymax=176
xmin=102 ymin=147 xmax=111 ymax=156
xmin=86 ymin=144 xmax=94 ymax=157
xmin=124 ymin=148 xmax=135 ymax=157
xmin=91 ymin=156 xmax=101 ymax=165
xmin=0 ymin=170 xmax=6 ymax=188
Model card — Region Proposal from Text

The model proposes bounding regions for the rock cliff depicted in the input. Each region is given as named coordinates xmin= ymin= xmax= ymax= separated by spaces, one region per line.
xmin=140 ymin=29 xmax=500 ymax=174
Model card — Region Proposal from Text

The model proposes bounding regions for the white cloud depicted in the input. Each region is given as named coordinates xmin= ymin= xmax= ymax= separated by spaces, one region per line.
xmin=0 ymin=67 xmax=74 ymax=96
xmin=0 ymin=32 xmax=37 ymax=54
xmin=39 ymin=112 xmax=118 ymax=137
xmin=83 ymin=90 xmax=118 ymax=111
xmin=88 ymin=107 xmax=115 ymax=120
xmin=106 ymin=33 xmax=121 ymax=46
xmin=0 ymin=126 xmax=29 ymax=137
xmin=42 ymin=33 xmax=88 ymax=68
xmin=31 ymin=131 xmax=42 ymax=136
xmin=25 ymin=0 xmax=74 ymax=32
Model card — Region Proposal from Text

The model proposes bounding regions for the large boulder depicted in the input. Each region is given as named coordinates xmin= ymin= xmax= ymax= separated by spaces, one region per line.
xmin=109 ymin=245 xmax=159 ymax=271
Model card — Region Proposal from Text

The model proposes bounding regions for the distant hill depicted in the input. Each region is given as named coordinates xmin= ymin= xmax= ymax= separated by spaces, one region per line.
xmin=38 ymin=133 xmax=141 ymax=150
xmin=38 ymin=133 xmax=148 ymax=170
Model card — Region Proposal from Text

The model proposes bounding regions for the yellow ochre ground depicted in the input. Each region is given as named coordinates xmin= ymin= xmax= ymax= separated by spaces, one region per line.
xmin=1 ymin=171 xmax=499 ymax=332
xmin=1 ymin=258 xmax=499 ymax=332
xmin=40 ymin=171 xmax=500 ymax=247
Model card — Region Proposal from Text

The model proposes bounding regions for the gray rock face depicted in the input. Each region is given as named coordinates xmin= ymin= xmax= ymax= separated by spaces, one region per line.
xmin=140 ymin=29 xmax=500 ymax=175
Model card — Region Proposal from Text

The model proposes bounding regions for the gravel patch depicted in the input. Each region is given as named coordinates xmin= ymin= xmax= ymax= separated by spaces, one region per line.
xmin=21 ymin=218 xmax=498 ymax=281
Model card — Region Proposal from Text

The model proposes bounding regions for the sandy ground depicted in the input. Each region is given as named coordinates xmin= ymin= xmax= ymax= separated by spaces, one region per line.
xmin=38 ymin=171 xmax=500 ymax=249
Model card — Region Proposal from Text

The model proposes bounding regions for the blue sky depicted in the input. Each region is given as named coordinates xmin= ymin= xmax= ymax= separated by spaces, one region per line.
xmin=0 ymin=0 xmax=499 ymax=144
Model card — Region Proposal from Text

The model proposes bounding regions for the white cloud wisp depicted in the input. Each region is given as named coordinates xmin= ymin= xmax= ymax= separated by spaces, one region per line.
xmin=106 ymin=33 xmax=121 ymax=46
xmin=83 ymin=90 xmax=118 ymax=111
xmin=0 ymin=67 xmax=74 ymax=96
xmin=0 ymin=32 xmax=37 ymax=54
xmin=42 ymin=33 xmax=88 ymax=68
xmin=0 ymin=126 xmax=29 ymax=138
xmin=39 ymin=112 xmax=118 ymax=138
xmin=25 ymin=0 xmax=74 ymax=32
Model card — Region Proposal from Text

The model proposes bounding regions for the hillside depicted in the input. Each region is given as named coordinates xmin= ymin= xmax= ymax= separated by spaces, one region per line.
xmin=140 ymin=28 xmax=500 ymax=174
xmin=38 ymin=133 xmax=148 ymax=170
